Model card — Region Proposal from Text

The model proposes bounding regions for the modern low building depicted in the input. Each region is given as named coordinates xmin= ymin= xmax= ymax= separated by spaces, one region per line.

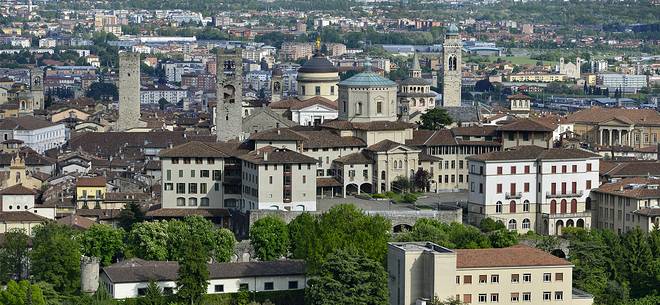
xmin=590 ymin=177 xmax=660 ymax=234
xmin=388 ymin=242 xmax=593 ymax=305
xmin=467 ymin=146 xmax=600 ymax=235
xmin=101 ymin=259 xmax=306 ymax=299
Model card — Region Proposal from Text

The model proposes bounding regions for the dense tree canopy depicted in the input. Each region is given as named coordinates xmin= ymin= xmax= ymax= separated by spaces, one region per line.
xmin=0 ymin=280 xmax=46 ymax=305
xmin=420 ymin=108 xmax=453 ymax=130
xmin=0 ymin=229 xmax=29 ymax=283
xmin=78 ymin=224 xmax=125 ymax=266
xmin=30 ymin=223 xmax=81 ymax=294
xmin=250 ymin=216 xmax=290 ymax=261
xmin=306 ymin=249 xmax=388 ymax=305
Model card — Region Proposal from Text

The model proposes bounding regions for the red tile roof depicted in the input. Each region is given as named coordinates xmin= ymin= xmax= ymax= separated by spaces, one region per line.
xmin=456 ymin=245 xmax=571 ymax=268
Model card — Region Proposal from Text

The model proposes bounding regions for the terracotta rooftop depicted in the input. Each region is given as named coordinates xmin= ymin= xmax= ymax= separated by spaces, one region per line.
xmin=592 ymin=177 xmax=660 ymax=199
xmin=565 ymin=107 xmax=660 ymax=125
xmin=497 ymin=118 xmax=555 ymax=132
xmin=0 ymin=184 xmax=37 ymax=196
xmin=57 ymin=215 xmax=96 ymax=230
xmin=76 ymin=176 xmax=107 ymax=187
xmin=239 ymin=146 xmax=318 ymax=165
xmin=456 ymin=245 xmax=571 ymax=269
xmin=468 ymin=146 xmax=600 ymax=162
xmin=334 ymin=152 xmax=373 ymax=164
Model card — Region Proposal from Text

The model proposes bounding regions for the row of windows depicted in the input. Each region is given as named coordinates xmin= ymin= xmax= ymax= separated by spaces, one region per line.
xmin=493 ymin=163 xmax=593 ymax=176
xmin=458 ymin=272 xmax=563 ymax=285
xmin=494 ymin=201 xmax=531 ymax=214
xmin=175 ymin=197 xmax=210 ymax=206
xmin=165 ymin=182 xmax=219 ymax=194
xmin=427 ymin=145 xmax=498 ymax=156
xmin=171 ymin=157 xmax=216 ymax=165
xmin=166 ymin=170 xmax=222 ymax=181
xmin=461 ymin=291 xmax=563 ymax=303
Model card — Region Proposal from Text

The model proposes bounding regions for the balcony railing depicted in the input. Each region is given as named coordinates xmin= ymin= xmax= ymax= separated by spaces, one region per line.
xmin=546 ymin=190 xmax=584 ymax=198
xmin=505 ymin=192 xmax=522 ymax=199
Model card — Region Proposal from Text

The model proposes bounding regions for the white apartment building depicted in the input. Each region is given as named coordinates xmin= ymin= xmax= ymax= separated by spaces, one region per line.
xmin=101 ymin=259 xmax=306 ymax=299
xmin=597 ymin=73 xmax=648 ymax=93
xmin=591 ymin=177 xmax=660 ymax=234
xmin=467 ymin=146 xmax=600 ymax=235
xmin=162 ymin=61 xmax=206 ymax=82
xmin=140 ymin=84 xmax=188 ymax=104
xmin=239 ymin=146 xmax=318 ymax=212
xmin=0 ymin=117 xmax=68 ymax=153
xmin=388 ymin=242 xmax=593 ymax=305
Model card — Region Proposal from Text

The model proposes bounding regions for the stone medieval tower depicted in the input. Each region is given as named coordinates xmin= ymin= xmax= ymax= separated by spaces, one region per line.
xmin=117 ymin=52 xmax=141 ymax=131
xmin=30 ymin=68 xmax=44 ymax=110
xmin=216 ymin=49 xmax=243 ymax=141
xmin=442 ymin=24 xmax=462 ymax=107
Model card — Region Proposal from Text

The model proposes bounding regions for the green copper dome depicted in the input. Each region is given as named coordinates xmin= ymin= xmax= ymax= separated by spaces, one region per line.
xmin=339 ymin=60 xmax=396 ymax=87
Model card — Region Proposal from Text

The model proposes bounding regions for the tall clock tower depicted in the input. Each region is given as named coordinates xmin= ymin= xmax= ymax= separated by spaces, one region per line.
xmin=215 ymin=49 xmax=243 ymax=142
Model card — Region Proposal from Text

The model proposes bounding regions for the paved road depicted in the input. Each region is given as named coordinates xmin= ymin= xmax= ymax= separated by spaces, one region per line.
xmin=317 ymin=191 xmax=468 ymax=212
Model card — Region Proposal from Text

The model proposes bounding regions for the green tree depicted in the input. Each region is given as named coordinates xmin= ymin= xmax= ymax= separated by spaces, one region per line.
xmin=306 ymin=249 xmax=388 ymax=305
xmin=167 ymin=216 xmax=235 ymax=262
xmin=391 ymin=176 xmax=412 ymax=193
xmin=91 ymin=283 xmax=115 ymax=305
xmin=250 ymin=215 xmax=290 ymax=261
xmin=30 ymin=223 xmax=81 ymax=294
xmin=412 ymin=168 xmax=431 ymax=192
xmin=142 ymin=280 xmax=164 ymax=305
xmin=288 ymin=213 xmax=320 ymax=261
xmin=86 ymin=82 xmax=118 ymax=101
xmin=0 ymin=280 xmax=46 ymax=305
xmin=127 ymin=221 xmax=169 ymax=261
xmin=0 ymin=228 xmax=29 ymax=282
xmin=214 ymin=228 xmax=237 ymax=263
xmin=118 ymin=202 xmax=145 ymax=230
xmin=479 ymin=218 xmax=505 ymax=233
xmin=621 ymin=227 xmax=655 ymax=298
xmin=420 ymin=108 xmax=453 ymax=130
xmin=488 ymin=229 xmax=518 ymax=248
xmin=78 ymin=224 xmax=125 ymax=266
xmin=176 ymin=238 xmax=209 ymax=305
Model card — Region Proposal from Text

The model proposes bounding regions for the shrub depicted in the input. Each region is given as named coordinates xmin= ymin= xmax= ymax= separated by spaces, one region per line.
xmin=371 ymin=193 xmax=387 ymax=199
xmin=402 ymin=193 xmax=418 ymax=203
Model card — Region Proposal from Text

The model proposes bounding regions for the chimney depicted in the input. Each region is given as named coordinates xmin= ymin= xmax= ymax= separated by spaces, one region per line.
xmin=277 ymin=129 xmax=281 ymax=135
xmin=263 ymin=151 xmax=268 ymax=161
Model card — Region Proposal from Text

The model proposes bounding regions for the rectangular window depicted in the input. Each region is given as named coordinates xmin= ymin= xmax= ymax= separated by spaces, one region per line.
xmin=166 ymin=170 xmax=171 ymax=180
xmin=572 ymin=181 xmax=577 ymax=194
xmin=496 ymin=184 xmax=502 ymax=193
xmin=464 ymin=294 xmax=472 ymax=304
xmin=264 ymin=282 xmax=274 ymax=291
xmin=195 ymin=157 xmax=203 ymax=164
xmin=543 ymin=273 xmax=551 ymax=282
xmin=522 ymin=292 xmax=531 ymax=302
xmin=551 ymin=166 xmax=556 ymax=173
xmin=269 ymin=176 xmax=273 ymax=184
xmin=586 ymin=180 xmax=592 ymax=189
xmin=183 ymin=158 xmax=190 ymax=164
xmin=303 ymin=175 xmax=307 ymax=183
xmin=524 ymin=165 xmax=530 ymax=173
xmin=479 ymin=275 xmax=487 ymax=283
xmin=555 ymin=291 xmax=563 ymax=300
xmin=190 ymin=170 xmax=195 ymax=178
xmin=511 ymin=274 xmax=519 ymax=283
xmin=188 ymin=183 xmax=197 ymax=194
xmin=523 ymin=273 xmax=531 ymax=283
xmin=524 ymin=183 xmax=530 ymax=192
xmin=497 ymin=166 xmax=502 ymax=175
xmin=543 ymin=292 xmax=551 ymax=301
xmin=456 ymin=276 xmax=460 ymax=284
xmin=511 ymin=293 xmax=519 ymax=302
xmin=491 ymin=274 xmax=499 ymax=283
xmin=288 ymin=281 xmax=299 ymax=289
xmin=200 ymin=183 xmax=207 ymax=193
xmin=214 ymin=285 xmax=224 ymax=292
xmin=511 ymin=166 xmax=516 ymax=174
xmin=138 ymin=288 xmax=147 ymax=296
xmin=239 ymin=283 xmax=248 ymax=291
xmin=179 ymin=170 xmax=183 ymax=178
xmin=478 ymin=294 xmax=487 ymax=303
xmin=587 ymin=163 xmax=592 ymax=171
xmin=213 ymin=170 xmax=222 ymax=181
xmin=376 ymin=102 xmax=382 ymax=113
xmin=555 ymin=273 xmax=563 ymax=281
xmin=490 ymin=293 xmax=499 ymax=302
xmin=172 ymin=158 xmax=179 ymax=164
xmin=464 ymin=275 xmax=472 ymax=284
xmin=201 ymin=170 xmax=210 ymax=178
xmin=572 ymin=164 xmax=577 ymax=172
xmin=176 ymin=183 xmax=185 ymax=194
xmin=315 ymin=86 xmax=321 ymax=95
xmin=562 ymin=165 xmax=567 ymax=173
xmin=164 ymin=183 xmax=173 ymax=191
xmin=207 ymin=158 xmax=215 ymax=164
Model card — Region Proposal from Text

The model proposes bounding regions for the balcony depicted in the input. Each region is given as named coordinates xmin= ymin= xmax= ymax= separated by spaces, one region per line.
xmin=546 ymin=190 xmax=583 ymax=198
xmin=505 ymin=192 xmax=522 ymax=199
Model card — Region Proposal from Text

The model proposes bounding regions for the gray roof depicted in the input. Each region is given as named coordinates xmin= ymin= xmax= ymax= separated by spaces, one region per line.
xmin=102 ymin=259 xmax=306 ymax=284
xmin=443 ymin=106 xmax=479 ymax=123
xmin=339 ymin=71 xmax=396 ymax=88
xmin=298 ymin=53 xmax=338 ymax=73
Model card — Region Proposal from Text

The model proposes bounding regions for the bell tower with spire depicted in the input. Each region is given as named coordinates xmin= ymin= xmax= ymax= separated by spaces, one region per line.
xmin=410 ymin=53 xmax=422 ymax=79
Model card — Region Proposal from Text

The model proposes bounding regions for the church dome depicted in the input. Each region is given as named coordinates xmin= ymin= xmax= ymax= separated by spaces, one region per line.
xmin=298 ymin=53 xmax=338 ymax=73
xmin=339 ymin=66 xmax=396 ymax=88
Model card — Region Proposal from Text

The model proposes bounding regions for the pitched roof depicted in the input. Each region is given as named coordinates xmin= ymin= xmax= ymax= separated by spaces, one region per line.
xmin=600 ymin=161 xmax=660 ymax=178
xmin=334 ymin=152 xmax=373 ymax=164
xmin=76 ymin=176 xmax=107 ymax=187
xmin=295 ymin=129 xmax=366 ymax=149
xmin=0 ymin=211 xmax=48 ymax=222
xmin=249 ymin=128 xmax=307 ymax=142
xmin=239 ymin=146 xmax=318 ymax=164
xmin=468 ymin=146 xmax=600 ymax=162
xmin=592 ymin=177 xmax=660 ymax=199
xmin=0 ymin=184 xmax=37 ymax=196
xmin=456 ymin=245 xmax=571 ymax=269
xmin=316 ymin=177 xmax=343 ymax=187
xmin=497 ymin=118 xmax=555 ymax=132
xmin=289 ymin=96 xmax=338 ymax=110
xmin=57 ymin=215 xmax=96 ymax=230
xmin=406 ymin=129 xmax=457 ymax=146
xmin=321 ymin=120 xmax=416 ymax=131
xmin=159 ymin=141 xmax=230 ymax=158
xmin=565 ymin=108 xmax=660 ymax=125
xmin=451 ymin=125 xmax=498 ymax=137
xmin=102 ymin=259 xmax=305 ymax=284
xmin=367 ymin=139 xmax=407 ymax=152
xmin=0 ymin=117 xmax=57 ymax=130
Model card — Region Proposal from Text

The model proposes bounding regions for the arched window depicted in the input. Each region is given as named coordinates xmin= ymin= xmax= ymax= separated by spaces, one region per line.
xmin=560 ymin=199 xmax=567 ymax=214
xmin=201 ymin=197 xmax=210 ymax=206
xmin=523 ymin=200 xmax=530 ymax=212
xmin=496 ymin=201 xmax=502 ymax=213
xmin=508 ymin=219 xmax=517 ymax=230
xmin=399 ymin=160 xmax=403 ymax=169
xmin=585 ymin=197 xmax=592 ymax=210
xmin=550 ymin=200 xmax=557 ymax=214
xmin=189 ymin=198 xmax=198 ymax=206
xmin=509 ymin=201 xmax=517 ymax=213
xmin=381 ymin=171 xmax=386 ymax=180
xmin=176 ymin=197 xmax=185 ymax=206
xmin=356 ymin=102 xmax=362 ymax=115
xmin=522 ymin=218 xmax=531 ymax=229
xmin=570 ymin=199 xmax=577 ymax=214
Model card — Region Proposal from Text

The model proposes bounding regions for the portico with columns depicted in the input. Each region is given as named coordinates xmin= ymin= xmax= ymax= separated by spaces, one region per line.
xmin=598 ymin=123 xmax=636 ymax=147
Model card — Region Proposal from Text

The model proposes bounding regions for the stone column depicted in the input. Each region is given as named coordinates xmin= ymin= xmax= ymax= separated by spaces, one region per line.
xmin=600 ymin=129 xmax=604 ymax=145
xmin=609 ymin=129 xmax=613 ymax=146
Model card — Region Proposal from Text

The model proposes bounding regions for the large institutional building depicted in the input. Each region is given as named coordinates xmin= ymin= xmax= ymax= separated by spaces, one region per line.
xmin=388 ymin=242 xmax=593 ymax=305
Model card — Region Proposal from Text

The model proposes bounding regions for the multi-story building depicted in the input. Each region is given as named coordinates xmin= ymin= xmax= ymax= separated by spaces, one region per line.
xmin=0 ymin=117 xmax=68 ymax=153
xmin=597 ymin=73 xmax=647 ymax=93
xmin=388 ymin=242 xmax=594 ymax=305
xmin=507 ymin=74 xmax=567 ymax=83
xmin=75 ymin=176 xmax=107 ymax=209
xmin=140 ymin=84 xmax=188 ymax=104
xmin=590 ymin=177 xmax=660 ymax=234
xmin=280 ymin=42 xmax=314 ymax=61
xmin=566 ymin=108 xmax=660 ymax=148
xmin=239 ymin=146 xmax=318 ymax=211
xmin=181 ymin=73 xmax=215 ymax=92
xmin=467 ymin=146 xmax=600 ymax=235
xmin=162 ymin=61 xmax=206 ymax=82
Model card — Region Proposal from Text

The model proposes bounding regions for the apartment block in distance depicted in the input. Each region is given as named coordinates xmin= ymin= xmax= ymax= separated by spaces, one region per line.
xmin=388 ymin=242 xmax=593 ymax=305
